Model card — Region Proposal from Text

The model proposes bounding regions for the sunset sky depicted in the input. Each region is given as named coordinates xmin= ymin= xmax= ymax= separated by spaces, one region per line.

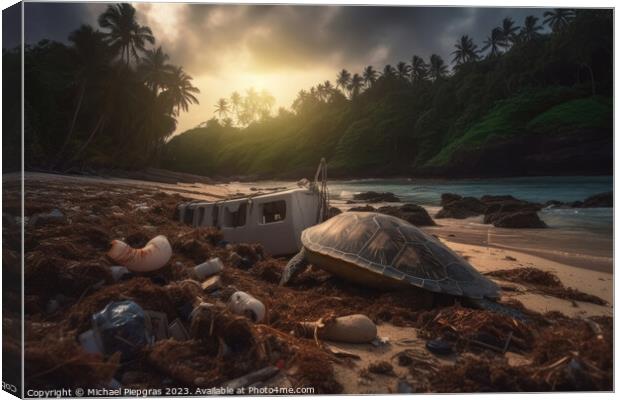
xmin=21 ymin=3 xmax=548 ymax=135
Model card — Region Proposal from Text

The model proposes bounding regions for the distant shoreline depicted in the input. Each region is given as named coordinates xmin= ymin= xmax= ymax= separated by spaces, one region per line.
xmin=19 ymin=167 xmax=614 ymax=185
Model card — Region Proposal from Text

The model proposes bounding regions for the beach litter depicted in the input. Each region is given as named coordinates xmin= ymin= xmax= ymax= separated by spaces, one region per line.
xmin=107 ymin=235 xmax=172 ymax=272
xmin=91 ymin=301 xmax=150 ymax=360
xmin=296 ymin=314 xmax=377 ymax=344
xmin=228 ymin=291 xmax=266 ymax=323
xmin=425 ymin=339 xmax=453 ymax=355
xmin=193 ymin=257 xmax=224 ymax=280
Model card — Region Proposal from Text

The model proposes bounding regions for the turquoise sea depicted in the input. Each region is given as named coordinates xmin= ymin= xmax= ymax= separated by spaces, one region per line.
xmin=327 ymin=176 xmax=613 ymax=235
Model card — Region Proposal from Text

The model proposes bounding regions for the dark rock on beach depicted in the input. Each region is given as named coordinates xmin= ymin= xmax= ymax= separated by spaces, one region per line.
xmin=482 ymin=196 xmax=542 ymax=225
xmin=352 ymin=191 xmax=400 ymax=203
xmin=348 ymin=205 xmax=376 ymax=212
xmin=440 ymin=193 xmax=462 ymax=206
xmin=492 ymin=211 xmax=548 ymax=229
xmin=544 ymin=192 xmax=612 ymax=209
xmin=377 ymin=204 xmax=436 ymax=226
xmin=581 ymin=191 xmax=613 ymax=208
xmin=435 ymin=196 xmax=486 ymax=219
xmin=328 ymin=207 xmax=343 ymax=219
xmin=435 ymin=192 xmax=547 ymax=228
xmin=347 ymin=203 xmax=435 ymax=226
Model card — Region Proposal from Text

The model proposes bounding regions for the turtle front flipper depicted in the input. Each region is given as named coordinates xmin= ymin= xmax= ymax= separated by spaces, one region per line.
xmin=280 ymin=248 xmax=310 ymax=286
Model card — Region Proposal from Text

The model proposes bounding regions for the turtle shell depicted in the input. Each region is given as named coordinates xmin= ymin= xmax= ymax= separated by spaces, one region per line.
xmin=301 ymin=212 xmax=499 ymax=299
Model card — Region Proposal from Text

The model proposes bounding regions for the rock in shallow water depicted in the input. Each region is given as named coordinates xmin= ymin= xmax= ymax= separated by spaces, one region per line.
xmin=377 ymin=204 xmax=436 ymax=226
xmin=492 ymin=211 xmax=547 ymax=228
xmin=435 ymin=197 xmax=486 ymax=219
xmin=347 ymin=204 xmax=436 ymax=226
xmin=352 ymin=191 xmax=400 ymax=203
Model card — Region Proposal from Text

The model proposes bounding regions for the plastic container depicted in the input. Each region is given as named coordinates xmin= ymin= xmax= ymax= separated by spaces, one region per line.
xmin=227 ymin=291 xmax=265 ymax=323
xmin=193 ymin=257 xmax=224 ymax=280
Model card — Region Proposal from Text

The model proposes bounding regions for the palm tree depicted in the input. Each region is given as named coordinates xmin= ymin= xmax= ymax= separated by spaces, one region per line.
xmin=259 ymin=89 xmax=275 ymax=117
xmin=139 ymin=46 xmax=172 ymax=93
xmin=451 ymin=35 xmax=480 ymax=65
xmin=336 ymin=69 xmax=351 ymax=92
xmin=214 ymin=98 xmax=229 ymax=118
xmin=362 ymin=65 xmax=378 ymax=87
xmin=520 ymin=15 xmax=543 ymax=42
xmin=382 ymin=64 xmax=396 ymax=79
xmin=482 ymin=27 xmax=504 ymax=58
xmin=500 ymin=17 xmax=519 ymax=48
xmin=543 ymin=8 xmax=575 ymax=32
xmin=98 ymin=3 xmax=155 ymax=65
xmin=429 ymin=54 xmax=448 ymax=81
xmin=396 ymin=61 xmax=411 ymax=80
xmin=323 ymin=80 xmax=334 ymax=96
xmin=54 ymin=25 xmax=111 ymax=168
xmin=348 ymin=73 xmax=364 ymax=98
xmin=410 ymin=55 xmax=428 ymax=82
xmin=162 ymin=66 xmax=200 ymax=116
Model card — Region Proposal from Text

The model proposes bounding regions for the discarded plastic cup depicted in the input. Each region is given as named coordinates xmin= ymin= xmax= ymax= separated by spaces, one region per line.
xmin=227 ymin=291 xmax=265 ymax=323
xmin=194 ymin=257 xmax=224 ymax=280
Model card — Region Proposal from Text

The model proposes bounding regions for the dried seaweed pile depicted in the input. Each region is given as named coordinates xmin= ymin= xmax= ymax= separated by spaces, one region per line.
xmin=426 ymin=316 xmax=612 ymax=392
xmin=416 ymin=305 xmax=535 ymax=353
xmin=487 ymin=267 xmax=607 ymax=305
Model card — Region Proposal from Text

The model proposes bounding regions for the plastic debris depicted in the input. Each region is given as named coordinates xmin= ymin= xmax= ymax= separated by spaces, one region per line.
xmin=193 ymin=257 xmax=224 ymax=280
xmin=79 ymin=329 xmax=103 ymax=354
xmin=371 ymin=336 xmax=390 ymax=347
xmin=426 ymin=339 xmax=453 ymax=355
xmin=145 ymin=310 xmax=169 ymax=341
xmin=201 ymin=276 xmax=223 ymax=293
xmin=168 ymin=319 xmax=190 ymax=341
xmin=91 ymin=300 xmax=149 ymax=360
xmin=109 ymin=265 xmax=131 ymax=281
xmin=107 ymin=235 xmax=172 ymax=272
xmin=227 ymin=291 xmax=266 ymax=323
xmin=298 ymin=314 xmax=377 ymax=344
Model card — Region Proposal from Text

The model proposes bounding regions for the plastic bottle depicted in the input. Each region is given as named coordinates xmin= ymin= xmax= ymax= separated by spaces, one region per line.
xmin=193 ymin=257 xmax=224 ymax=280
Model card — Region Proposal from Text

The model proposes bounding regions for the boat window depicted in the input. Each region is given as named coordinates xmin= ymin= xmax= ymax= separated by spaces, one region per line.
xmin=259 ymin=200 xmax=286 ymax=224
xmin=221 ymin=203 xmax=247 ymax=227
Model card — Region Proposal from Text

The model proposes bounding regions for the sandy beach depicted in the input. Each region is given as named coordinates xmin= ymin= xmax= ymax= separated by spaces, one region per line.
xmin=5 ymin=172 xmax=612 ymax=393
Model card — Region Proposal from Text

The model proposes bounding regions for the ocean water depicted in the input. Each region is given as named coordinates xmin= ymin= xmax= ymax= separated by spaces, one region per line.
xmin=327 ymin=176 xmax=614 ymax=235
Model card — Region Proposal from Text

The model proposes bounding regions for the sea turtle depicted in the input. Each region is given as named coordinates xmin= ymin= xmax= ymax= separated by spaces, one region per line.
xmin=281 ymin=212 xmax=507 ymax=311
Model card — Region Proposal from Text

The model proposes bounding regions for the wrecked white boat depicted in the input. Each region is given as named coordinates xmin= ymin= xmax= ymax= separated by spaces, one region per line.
xmin=177 ymin=160 xmax=330 ymax=255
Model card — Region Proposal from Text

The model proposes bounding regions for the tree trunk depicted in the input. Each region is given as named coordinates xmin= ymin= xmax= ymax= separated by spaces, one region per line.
xmin=582 ymin=63 xmax=596 ymax=96
xmin=52 ymin=80 xmax=86 ymax=169
xmin=61 ymin=115 xmax=105 ymax=171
